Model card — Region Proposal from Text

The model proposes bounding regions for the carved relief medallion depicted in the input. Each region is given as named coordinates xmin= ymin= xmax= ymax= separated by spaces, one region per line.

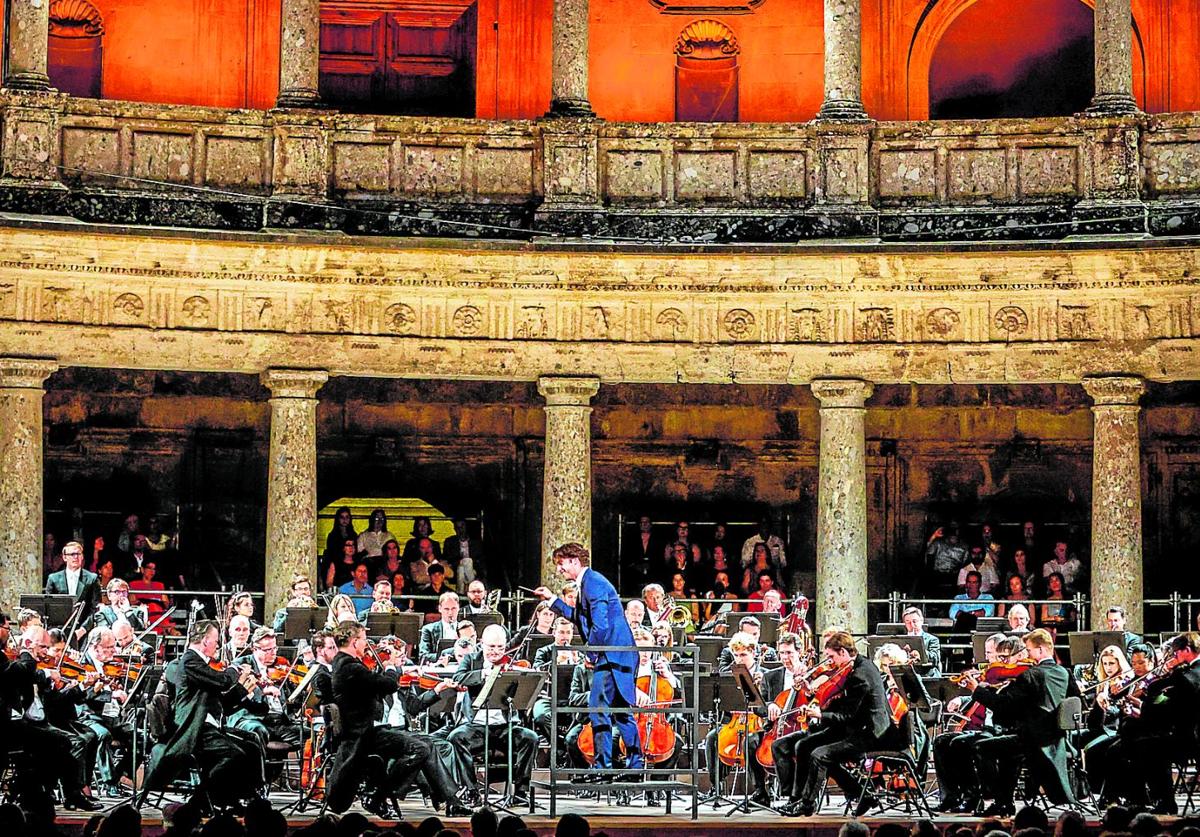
xmin=722 ymin=308 xmax=756 ymax=340
xmin=925 ymin=307 xmax=961 ymax=339
xmin=384 ymin=302 xmax=417 ymax=335
xmin=993 ymin=305 xmax=1029 ymax=337
xmin=656 ymin=308 xmax=688 ymax=339
xmin=453 ymin=305 xmax=484 ymax=336
xmin=181 ymin=295 xmax=211 ymax=326
xmin=113 ymin=293 xmax=145 ymax=321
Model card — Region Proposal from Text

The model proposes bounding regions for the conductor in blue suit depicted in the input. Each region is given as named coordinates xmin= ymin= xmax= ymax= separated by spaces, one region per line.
xmin=533 ymin=542 xmax=643 ymax=780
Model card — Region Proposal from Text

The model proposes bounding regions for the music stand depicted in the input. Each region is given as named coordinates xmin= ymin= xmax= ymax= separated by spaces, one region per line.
xmin=466 ymin=613 xmax=504 ymax=634
xmin=1068 ymin=631 xmax=1125 ymax=667
xmin=527 ymin=634 xmax=553 ymax=662
xmin=976 ymin=617 xmax=1007 ymax=634
xmin=283 ymin=608 xmax=323 ymax=643
xmin=472 ymin=668 xmax=546 ymax=811
xmin=366 ymin=612 xmax=422 ymax=653
xmin=757 ymin=617 xmax=779 ymax=646
xmin=123 ymin=663 xmax=164 ymax=799
xmin=436 ymin=638 xmax=456 ymax=662
xmin=875 ymin=622 xmax=906 ymax=636
xmin=695 ymin=636 xmax=725 ymax=670
xmin=20 ymin=594 xmax=77 ymax=626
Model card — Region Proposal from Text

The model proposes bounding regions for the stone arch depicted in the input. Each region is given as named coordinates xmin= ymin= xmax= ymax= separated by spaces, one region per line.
xmin=905 ymin=0 xmax=1146 ymax=119
xmin=674 ymin=19 xmax=740 ymax=121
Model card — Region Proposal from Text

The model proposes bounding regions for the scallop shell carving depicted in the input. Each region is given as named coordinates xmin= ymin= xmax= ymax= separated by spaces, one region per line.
xmin=675 ymin=19 xmax=739 ymax=57
xmin=50 ymin=0 xmax=104 ymax=35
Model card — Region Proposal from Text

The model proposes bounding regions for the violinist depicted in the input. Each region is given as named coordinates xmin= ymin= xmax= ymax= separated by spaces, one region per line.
xmin=717 ymin=616 xmax=778 ymax=672
xmin=224 ymin=614 xmax=253 ymax=664
xmin=747 ymin=632 xmax=809 ymax=806
xmin=961 ymin=628 xmax=1076 ymax=816
xmin=81 ymin=625 xmax=137 ymax=793
xmin=1074 ymin=644 xmax=1132 ymax=795
xmin=10 ymin=626 xmax=101 ymax=810
xmin=873 ymin=643 xmax=932 ymax=774
xmin=419 ymin=591 xmax=462 ymax=663
xmin=309 ymin=629 xmax=338 ymax=706
xmin=507 ymin=602 xmax=556 ymax=660
xmin=775 ymin=630 xmax=889 ymax=818
xmin=228 ymin=627 xmax=304 ymax=755
xmin=532 ymin=618 xmax=580 ymax=747
xmin=931 ymin=633 xmax=1014 ymax=813
xmin=447 ymin=623 xmax=538 ymax=805
xmin=136 ymin=620 xmax=263 ymax=812
xmin=1103 ymin=632 xmax=1200 ymax=815
xmin=94 ymin=579 xmax=148 ymax=633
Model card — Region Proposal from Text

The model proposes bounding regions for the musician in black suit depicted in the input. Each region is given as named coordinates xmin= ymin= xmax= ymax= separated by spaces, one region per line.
xmin=137 ymin=620 xmax=262 ymax=810
xmin=746 ymin=632 xmax=809 ymax=805
xmin=309 ymin=629 xmax=337 ymax=707
xmin=963 ymin=627 xmax=1077 ymax=816
xmin=448 ymin=623 xmax=539 ymax=804
xmin=325 ymin=620 xmax=469 ymax=818
xmin=418 ymin=592 xmax=461 ymax=663
xmin=1110 ymin=631 xmax=1200 ymax=815
xmin=44 ymin=541 xmax=101 ymax=637
xmin=776 ymin=630 xmax=891 ymax=817
xmin=7 ymin=626 xmax=98 ymax=810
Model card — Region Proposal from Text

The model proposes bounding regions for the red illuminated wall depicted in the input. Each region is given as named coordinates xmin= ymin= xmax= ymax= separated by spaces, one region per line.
xmin=34 ymin=0 xmax=1200 ymax=119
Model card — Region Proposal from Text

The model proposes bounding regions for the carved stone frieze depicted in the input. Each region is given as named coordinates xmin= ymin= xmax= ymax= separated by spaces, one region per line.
xmin=0 ymin=225 xmax=1199 ymax=384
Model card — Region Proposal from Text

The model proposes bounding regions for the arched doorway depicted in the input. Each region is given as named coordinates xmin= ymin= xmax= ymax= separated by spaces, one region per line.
xmin=906 ymin=0 xmax=1146 ymax=119
xmin=674 ymin=19 xmax=739 ymax=122
xmin=48 ymin=0 xmax=104 ymax=98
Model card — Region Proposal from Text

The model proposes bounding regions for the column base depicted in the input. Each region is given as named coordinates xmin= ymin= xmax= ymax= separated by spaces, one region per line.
xmin=545 ymin=99 xmax=597 ymax=119
xmin=1085 ymin=94 xmax=1140 ymax=117
xmin=275 ymin=91 xmax=324 ymax=110
xmin=816 ymin=99 xmax=868 ymax=122
xmin=3 ymin=75 xmax=51 ymax=93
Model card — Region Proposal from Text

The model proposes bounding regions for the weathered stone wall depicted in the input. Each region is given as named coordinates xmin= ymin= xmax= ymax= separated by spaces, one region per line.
xmin=38 ymin=373 xmax=1200 ymax=598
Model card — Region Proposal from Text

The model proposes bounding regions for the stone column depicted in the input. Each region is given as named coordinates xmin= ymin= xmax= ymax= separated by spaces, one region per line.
xmin=818 ymin=0 xmax=867 ymax=121
xmin=1083 ymin=375 xmax=1145 ymax=631
xmin=546 ymin=0 xmax=595 ymax=117
xmin=276 ymin=0 xmax=322 ymax=108
xmin=0 ymin=358 xmax=57 ymax=614
xmin=4 ymin=0 xmax=51 ymax=91
xmin=1087 ymin=0 xmax=1139 ymax=116
xmin=262 ymin=368 xmax=328 ymax=616
xmin=812 ymin=378 xmax=872 ymax=636
xmin=538 ymin=376 xmax=599 ymax=584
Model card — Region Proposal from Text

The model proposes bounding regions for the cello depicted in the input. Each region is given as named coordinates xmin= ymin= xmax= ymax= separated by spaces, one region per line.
xmin=632 ymin=655 xmax=677 ymax=764
xmin=717 ymin=664 xmax=765 ymax=768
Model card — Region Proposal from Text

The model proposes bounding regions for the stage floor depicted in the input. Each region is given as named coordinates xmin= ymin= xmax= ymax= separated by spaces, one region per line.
xmin=50 ymin=787 xmax=1188 ymax=837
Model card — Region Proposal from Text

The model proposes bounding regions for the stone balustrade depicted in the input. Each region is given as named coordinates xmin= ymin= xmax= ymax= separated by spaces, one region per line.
xmin=5 ymin=92 xmax=1200 ymax=239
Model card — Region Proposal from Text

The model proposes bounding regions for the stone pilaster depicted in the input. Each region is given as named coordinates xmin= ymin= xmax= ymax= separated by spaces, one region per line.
xmin=538 ymin=376 xmax=599 ymax=584
xmin=276 ymin=0 xmax=322 ymax=108
xmin=1087 ymin=0 xmax=1139 ymax=116
xmin=262 ymin=368 xmax=328 ymax=616
xmin=1 ymin=95 xmax=65 ymax=186
xmin=4 ymin=0 xmax=51 ymax=91
xmin=818 ymin=0 xmax=867 ymax=121
xmin=0 ymin=358 xmax=57 ymax=614
xmin=812 ymin=378 xmax=872 ymax=636
xmin=1083 ymin=375 xmax=1145 ymax=631
xmin=270 ymin=111 xmax=330 ymax=201
xmin=546 ymin=0 xmax=594 ymax=117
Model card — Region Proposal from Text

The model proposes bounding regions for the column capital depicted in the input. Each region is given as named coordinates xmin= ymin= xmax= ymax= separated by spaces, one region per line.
xmin=0 ymin=358 xmax=58 ymax=389
xmin=1083 ymin=375 xmax=1145 ymax=407
xmin=261 ymin=368 xmax=329 ymax=399
xmin=811 ymin=378 xmax=873 ymax=408
xmin=537 ymin=375 xmax=600 ymax=407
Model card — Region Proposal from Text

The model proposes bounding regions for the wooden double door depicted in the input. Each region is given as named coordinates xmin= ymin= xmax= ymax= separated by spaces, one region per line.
xmin=319 ymin=0 xmax=477 ymax=116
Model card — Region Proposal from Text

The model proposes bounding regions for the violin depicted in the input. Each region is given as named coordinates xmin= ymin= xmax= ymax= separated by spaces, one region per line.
xmin=497 ymin=654 xmax=532 ymax=669
xmin=397 ymin=668 xmax=465 ymax=692
xmin=882 ymin=664 xmax=910 ymax=726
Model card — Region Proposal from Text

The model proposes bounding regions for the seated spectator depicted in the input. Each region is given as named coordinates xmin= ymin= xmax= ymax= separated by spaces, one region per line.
xmin=356 ymin=508 xmax=396 ymax=562
xmin=740 ymin=519 xmax=786 ymax=575
xmin=417 ymin=563 xmax=453 ymax=611
xmin=664 ymin=541 xmax=705 ymax=592
xmin=337 ymin=562 xmax=373 ymax=612
xmin=709 ymin=544 xmax=733 ymax=590
xmin=443 ymin=518 xmax=485 ymax=586
xmin=402 ymin=516 xmax=442 ymax=566
xmin=378 ymin=539 xmax=404 ymax=583
xmin=323 ymin=537 xmax=359 ymax=591
xmin=408 ymin=537 xmax=440 ymax=588
xmin=390 ymin=570 xmax=415 ymax=612
xmin=1042 ymin=541 xmax=1083 ymax=594
xmin=948 ymin=570 xmax=996 ymax=624
xmin=1038 ymin=572 xmax=1076 ymax=631
xmin=129 ymin=559 xmax=171 ymax=634
xmin=702 ymin=570 xmax=738 ymax=628
xmin=998 ymin=573 xmax=1030 ymax=616
xmin=1007 ymin=547 xmax=1038 ymax=596
xmin=661 ymin=521 xmax=702 ymax=566
xmin=666 ymin=571 xmax=693 ymax=608
xmin=746 ymin=569 xmax=783 ymax=609
xmin=740 ymin=542 xmax=774 ymax=595
xmin=956 ymin=544 xmax=1000 ymax=595
xmin=925 ymin=525 xmax=967 ymax=594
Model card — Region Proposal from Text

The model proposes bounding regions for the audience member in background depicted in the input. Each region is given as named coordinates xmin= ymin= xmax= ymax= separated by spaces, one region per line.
xmin=1042 ymin=541 xmax=1083 ymax=594
xmin=43 ymin=531 xmax=62 ymax=578
xmin=324 ymin=507 xmax=357 ymax=570
xmin=999 ymin=574 xmax=1031 ymax=617
xmin=948 ymin=571 xmax=996 ymax=625
xmin=740 ymin=542 xmax=774 ymax=596
xmin=324 ymin=537 xmax=360 ymax=591
xmin=338 ymin=563 xmax=374 ymax=613
xmin=145 ymin=517 xmax=171 ymax=552
xmin=662 ymin=521 xmax=703 ymax=566
xmin=1038 ymin=573 xmax=1076 ymax=632
xmin=116 ymin=514 xmax=141 ymax=555
xmin=1006 ymin=604 xmax=1032 ymax=634
xmin=403 ymin=517 xmax=442 ymax=566
xmin=740 ymin=520 xmax=786 ymax=577
xmin=1007 ymin=547 xmax=1038 ymax=596
xmin=378 ymin=538 xmax=404 ymax=582
xmin=956 ymin=544 xmax=1000 ymax=595
xmin=122 ymin=534 xmax=154 ymax=581
xmin=130 ymin=559 xmax=171 ymax=634
xmin=620 ymin=514 xmax=658 ymax=597
xmin=409 ymin=538 xmax=442 ymax=588
xmin=419 ymin=563 xmax=454 ymax=604
xmin=925 ymin=525 xmax=967 ymax=594
xmin=356 ymin=509 xmax=396 ymax=563
xmin=747 ymin=571 xmax=783 ymax=609
xmin=442 ymin=518 xmax=485 ymax=587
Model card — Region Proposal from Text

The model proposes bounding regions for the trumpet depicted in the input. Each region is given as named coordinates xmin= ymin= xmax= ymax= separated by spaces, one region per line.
xmin=667 ymin=602 xmax=696 ymax=633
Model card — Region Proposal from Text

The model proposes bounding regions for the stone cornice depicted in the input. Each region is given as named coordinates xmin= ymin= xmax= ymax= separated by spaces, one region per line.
xmin=0 ymin=357 xmax=59 ymax=389
xmin=1 ymin=225 xmax=1200 ymax=384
